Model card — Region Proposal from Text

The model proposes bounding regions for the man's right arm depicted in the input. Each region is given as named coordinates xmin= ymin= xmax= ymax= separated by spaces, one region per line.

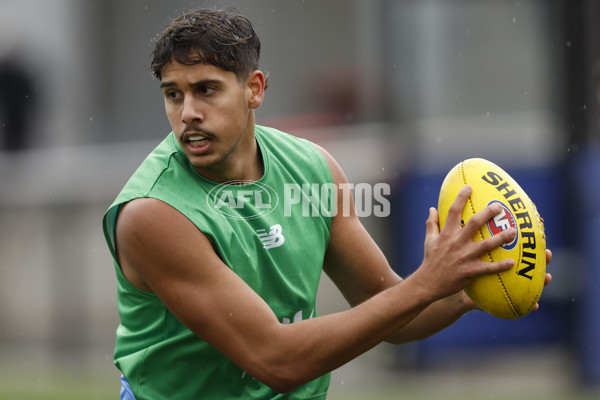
xmin=114 ymin=195 xmax=512 ymax=393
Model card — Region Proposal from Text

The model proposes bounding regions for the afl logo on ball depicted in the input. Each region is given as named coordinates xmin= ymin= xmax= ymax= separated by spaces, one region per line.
xmin=487 ymin=200 xmax=518 ymax=250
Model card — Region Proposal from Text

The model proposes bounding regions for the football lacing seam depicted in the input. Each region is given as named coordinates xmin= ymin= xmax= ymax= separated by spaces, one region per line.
xmin=498 ymin=275 xmax=519 ymax=318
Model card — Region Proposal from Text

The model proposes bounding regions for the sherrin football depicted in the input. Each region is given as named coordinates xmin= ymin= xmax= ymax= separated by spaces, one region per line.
xmin=438 ymin=158 xmax=546 ymax=319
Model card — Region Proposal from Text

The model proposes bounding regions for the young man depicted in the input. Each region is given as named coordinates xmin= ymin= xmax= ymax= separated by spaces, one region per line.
xmin=103 ymin=8 xmax=551 ymax=400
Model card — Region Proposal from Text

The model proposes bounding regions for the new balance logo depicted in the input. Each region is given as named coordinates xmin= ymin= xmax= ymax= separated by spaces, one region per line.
xmin=257 ymin=224 xmax=285 ymax=249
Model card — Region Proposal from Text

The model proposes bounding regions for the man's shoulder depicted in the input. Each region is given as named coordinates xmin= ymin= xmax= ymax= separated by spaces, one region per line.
xmin=255 ymin=124 xmax=322 ymax=162
xmin=255 ymin=124 xmax=314 ymax=145
xmin=117 ymin=134 xmax=183 ymax=194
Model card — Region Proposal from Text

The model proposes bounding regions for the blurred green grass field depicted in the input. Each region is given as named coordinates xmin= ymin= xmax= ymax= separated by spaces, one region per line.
xmin=1 ymin=377 xmax=598 ymax=400
xmin=1 ymin=376 xmax=598 ymax=400
xmin=1 ymin=345 xmax=598 ymax=400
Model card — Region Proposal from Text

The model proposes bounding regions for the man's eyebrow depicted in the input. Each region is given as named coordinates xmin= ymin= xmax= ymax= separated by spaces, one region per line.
xmin=160 ymin=81 xmax=175 ymax=89
xmin=159 ymin=79 xmax=223 ymax=89
xmin=191 ymin=79 xmax=223 ymax=88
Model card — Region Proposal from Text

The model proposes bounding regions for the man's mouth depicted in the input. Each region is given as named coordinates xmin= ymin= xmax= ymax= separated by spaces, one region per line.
xmin=188 ymin=135 xmax=210 ymax=147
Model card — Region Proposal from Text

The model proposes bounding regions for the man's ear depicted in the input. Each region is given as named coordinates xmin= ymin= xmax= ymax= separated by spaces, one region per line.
xmin=246 ymin=70 xmax=265 ymax=109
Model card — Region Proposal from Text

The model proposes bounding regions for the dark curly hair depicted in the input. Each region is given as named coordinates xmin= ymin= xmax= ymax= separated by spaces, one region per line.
xmin=150 ymin=8 xmax=267 ymax=86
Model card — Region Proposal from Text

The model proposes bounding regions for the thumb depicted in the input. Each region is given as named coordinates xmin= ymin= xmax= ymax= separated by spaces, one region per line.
xmin=426 ymin=207 xmax=440 ymax=234
xmin=423 ymin=207 xmax=440 ymax=257
xmin=424 ymin=207 xmax=441 ymax=241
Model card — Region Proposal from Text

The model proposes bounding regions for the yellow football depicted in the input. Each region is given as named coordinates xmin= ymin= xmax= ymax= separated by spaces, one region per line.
xmin=437 ymin=158 xmax=546 ymax=319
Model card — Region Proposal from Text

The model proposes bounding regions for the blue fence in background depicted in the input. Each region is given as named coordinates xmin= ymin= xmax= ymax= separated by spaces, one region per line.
xmin=573 ymin=152 xmax=600 ymax=385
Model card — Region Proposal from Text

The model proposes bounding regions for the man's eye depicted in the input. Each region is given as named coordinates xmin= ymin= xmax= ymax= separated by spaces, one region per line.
xmin=166 ymin=90 xmax=182 ymax=100
xmin=199 ymin=87 xmax=216 ymax=95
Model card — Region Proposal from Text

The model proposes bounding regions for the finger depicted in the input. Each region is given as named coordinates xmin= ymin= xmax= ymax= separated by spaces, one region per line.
xmin=544 ymin=272 xmax=552 ymax=286
xmin=445 ymin=185 xmax=472 ymax=229
xmin=533 ymin=273 xmax=553 ymax=311
xmin=545 ymin=249 xmax=552 ymax=265
xmin=474 ymin=227 xmax=517 ymax=255
xmin=471 ymin=258 xmax=514 ymax=278
xmin=463 ymin=201 xmax=503 ymax=237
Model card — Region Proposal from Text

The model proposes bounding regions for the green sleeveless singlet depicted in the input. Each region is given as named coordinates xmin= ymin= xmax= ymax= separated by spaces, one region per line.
xmin=103 ymin=125 xmax=334 ymax=399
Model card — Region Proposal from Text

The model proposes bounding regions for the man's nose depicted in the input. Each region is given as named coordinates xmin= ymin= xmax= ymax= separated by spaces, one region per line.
xmin=181 ymin=96 xmax=204 ymax=124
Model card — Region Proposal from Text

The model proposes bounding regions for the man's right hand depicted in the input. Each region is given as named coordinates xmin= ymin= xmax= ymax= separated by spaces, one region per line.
xmin=409 ymin=185 xmax=517 ymax=302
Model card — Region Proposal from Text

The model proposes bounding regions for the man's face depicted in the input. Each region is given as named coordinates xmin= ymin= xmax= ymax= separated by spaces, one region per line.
xmin=160 ymin=61 xmax=258 ymax=181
